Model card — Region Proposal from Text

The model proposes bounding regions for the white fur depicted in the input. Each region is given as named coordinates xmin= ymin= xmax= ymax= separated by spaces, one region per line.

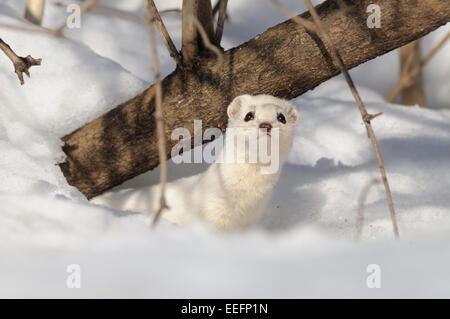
xmin=91 ymin=94 xmax=298 ymax=231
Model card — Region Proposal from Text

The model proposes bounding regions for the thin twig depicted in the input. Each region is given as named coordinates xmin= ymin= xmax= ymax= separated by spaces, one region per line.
xmin=214 ymin=0 xmax=228 ymax=45
xmin=146 ymin=0 xmax=183 ymax=68
xmin=212 ymin=0 xmax=220 ymax=16
xmin=0 ymin=38 xmax=41 ymax=85
xmin=271 ymin=0 xmax=317 ymax=33
xmin=285 ymin=0 xmax=400 ymax=238
xmin=271 ymin=0 xmax=399 ymax=237
xmin=65 ymin=2 xmax=222 ymax=69
xmin=386 ymin=32 xmax=450 ymax=102
xmin=356 ymin=179 xmax=380 ymax=241
xmin=145 ymin=0 xmax=168 ymax=226
xmin=212 ymin=0 xmax=229 ymax=20
xmin=54 ymin=1 xmax=181 ymax=26
xmin=0 ymin=21 xmax=62 ymax=37
xmin=54 ymin=0 xmax=146 ymax=24
xmin=385 ymin=46 xmax=416 ymax=102
xmin=1 ymin=0 xmax=99 ymax=38
xmin=421 ymin=32 xmax=450 ymax=65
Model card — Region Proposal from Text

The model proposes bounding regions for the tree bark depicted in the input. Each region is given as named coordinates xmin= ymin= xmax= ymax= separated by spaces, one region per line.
xmin=59 ymin=0 xmax=450 ymax=199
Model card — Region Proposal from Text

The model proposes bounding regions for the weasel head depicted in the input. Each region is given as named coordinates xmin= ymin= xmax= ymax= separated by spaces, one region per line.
xmin=227 ymin=94 xmax=298 ymax=130
xmin=226 ymin=94 xmax=299 ymax=168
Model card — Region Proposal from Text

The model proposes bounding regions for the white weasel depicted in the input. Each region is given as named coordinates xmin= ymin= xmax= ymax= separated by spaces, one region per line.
xmin=91 ymin=94 xmax=298 ymax=231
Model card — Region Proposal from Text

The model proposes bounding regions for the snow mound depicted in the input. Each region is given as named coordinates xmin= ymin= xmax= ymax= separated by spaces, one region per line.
xmin=0 ymin=3 xmax=147 ymax=197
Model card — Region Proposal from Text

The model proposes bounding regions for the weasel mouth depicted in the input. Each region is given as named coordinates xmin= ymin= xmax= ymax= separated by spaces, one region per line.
xmin=258 ymin=131 xmax=271 ymax=138
xmin=259 ymin=123 xmax=272 ymax=138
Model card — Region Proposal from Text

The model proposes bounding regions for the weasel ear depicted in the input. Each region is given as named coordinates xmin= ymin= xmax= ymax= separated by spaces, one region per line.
xmin=227 ymin=95 xmax=251 ymax=119
xmin=288 ymin=105 xmax=299 ymax=124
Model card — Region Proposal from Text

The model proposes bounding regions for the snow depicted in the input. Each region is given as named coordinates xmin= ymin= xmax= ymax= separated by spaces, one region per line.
xmin=0 ymin=0 xmax=449 ymax=298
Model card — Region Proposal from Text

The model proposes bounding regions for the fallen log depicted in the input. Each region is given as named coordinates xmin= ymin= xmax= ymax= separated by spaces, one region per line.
xmin=59 ymin=0 xmax=450 ymax=199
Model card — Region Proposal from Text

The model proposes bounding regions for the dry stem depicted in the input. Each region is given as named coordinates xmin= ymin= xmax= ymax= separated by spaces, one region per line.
xmin=301 ymin=0 xmax=399 ymax=238
xmin=271 ymin=0 xmax=400 ymax=237
xmin=302 ymin=0 xmax=399 ymax=238
xmin=0 ymin=22 xmax=61 ymax=37
xmin=145 ymin=0 xmax=168 ymax=226
xmin=386 ymin=32 xmax=450 ymax=102
xmin=54 ymin=0 xmax=146 ymax=24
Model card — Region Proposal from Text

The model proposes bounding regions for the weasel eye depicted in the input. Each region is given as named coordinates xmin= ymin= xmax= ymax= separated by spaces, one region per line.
xmin=244 ymin=112 xmax=254 ymax=122
xmin=277 ymin=113 xmax=286 ymax=124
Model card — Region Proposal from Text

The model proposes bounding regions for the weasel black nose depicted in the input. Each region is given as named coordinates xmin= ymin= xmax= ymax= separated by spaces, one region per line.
xmin=259 ymin=123 xmax=272 ymax=132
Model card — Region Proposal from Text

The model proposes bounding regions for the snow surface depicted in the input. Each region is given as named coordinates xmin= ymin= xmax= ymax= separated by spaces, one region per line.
xmin=0 ymin=0 xmax=449 ymax=298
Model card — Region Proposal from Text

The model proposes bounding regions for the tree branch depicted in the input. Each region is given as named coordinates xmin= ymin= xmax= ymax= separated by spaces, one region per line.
xmin=0 ymin=38 xmax=41 ymax=85
xmin=214 ymin=0 xmax=228 ymax=45
xmin=59 ymin=0 xmax=450 ymax=200
xmin=146 ymin=0 xmax=183 ymax=69
xmin=196 ymin=0 xmax=215 ymax=42
xmin=165 ymin=9 xmax=223 ymax=69
xmin=212 ymin=0 xmax=229 ymax=21
xmin=181 ymin=0 xmax=215 ymax=66
xmin=181 ymin=0 xmax=199 ymax=65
